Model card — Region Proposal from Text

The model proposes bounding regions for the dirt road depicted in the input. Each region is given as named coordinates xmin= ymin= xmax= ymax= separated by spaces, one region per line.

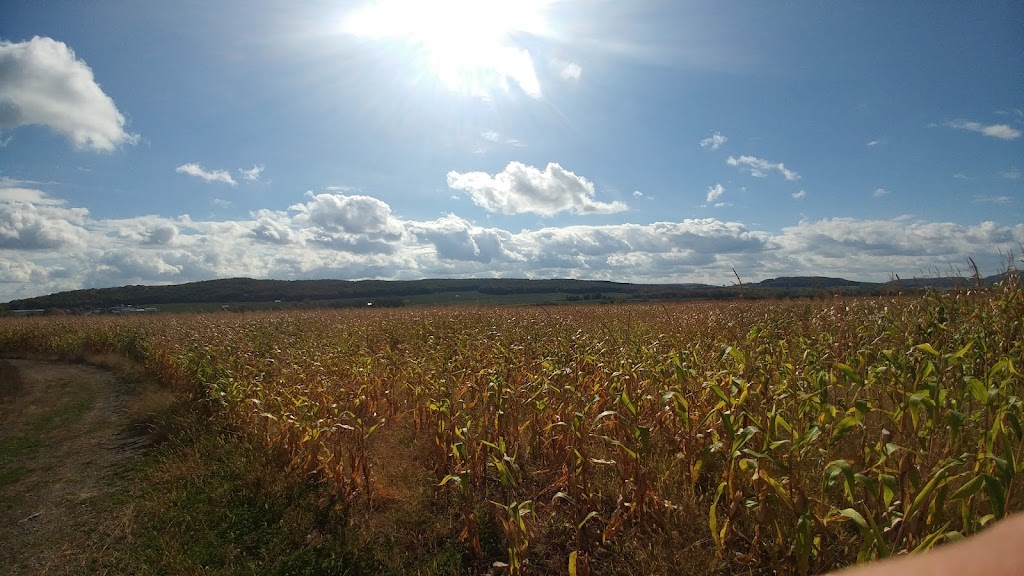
xmin=0 ymin=358 xmax=152 ymax=575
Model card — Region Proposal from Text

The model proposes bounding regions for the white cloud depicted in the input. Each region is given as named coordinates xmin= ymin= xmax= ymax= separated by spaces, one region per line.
xmin=792 ymin=190 xmax=806 ymax=200
xmin=212 ymin=198 xmax=232 ymax=209
xmin=998 ymin=168 xmax=1021 ymax=181
xmin=873 ymin=188 xmax=890 ymax=198
xmin=0 ymin=186 xmax=64 ymax=205
xmin=973 ymin=195 xmax=1013 ymax=205
xmin=0 ymin=36 xmax=137 ymax=151
xmin=479 ymin=129 xmax=524 ymax=148
xmin=776 ymin=219 xmax=1024 ymax=269
xmin=250 ymin=210 xmax=299 ymax=245
xmin=705 ymin=183 xmax=725 ymax=204
xmin=632 ymin=190 xmax=644 ymax=198
xmin=557 ymin=60 xmax=582 ymax=80
xmin=953 ymin=172 xmax=970 ymax=180
xmin=176 ymin=163 xmax=238 ymax=186
xmin=446 ymin=161 xmax=628 ymax=216
xmin=727 ymin=155 xmax=800 ymax=181
xmin=105 ymin=216 xmax=180 ymax=246
xmin=5 ymin=189 xmax=1024 ymax=303
xmin=0 ymin=259 xmax=49 ymax=284
xmin=945 ymin=120 xmax=1021 ymax=140
xmin=291 ymin=192 xmax=401 ymax=236
xmin=239 ymin=164 xmax=264 ymax=182
xmin=408 ymin=214 xmax=520 ymax=263
xmin=289 ymin=192 xmax=403 ymax=254
xmin=0 ymin=201 xmax=89 ymax=250
xmin=700 ymin=132 xmax=727 ymax=150
xmin=866 ymin=140 xmax=879 ymax=147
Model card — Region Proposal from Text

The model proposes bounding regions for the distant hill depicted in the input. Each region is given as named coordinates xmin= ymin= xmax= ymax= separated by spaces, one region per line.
xmin=4 ymin=272 xmax=1016 ymax=311
xmin=754 ymin=276 xmax=878 ymax=289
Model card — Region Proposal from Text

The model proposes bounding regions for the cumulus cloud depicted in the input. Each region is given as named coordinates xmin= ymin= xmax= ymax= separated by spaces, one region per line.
xmin=289 ymin=192 xmax=403 ymax=253
xmin=291 ymin=192 xmax=401 ymax=236
xmin=107 ymin=216 xmax=179 ymax=245
xmin=792 ymin=190 xmax=806 ymax=200
xmin=4 ymin=187 xmax=1024 ymax=303
xmin=408 ymin=214 xmax=520 ymax=263
xmin=0 ymin=258 xmax=49 ymax=284
xmin=700 ymin=132 xmax=727 ymax=150
xmin=705 ymin=183 xmax=725 ymax=204
xmin=176 ymin=163 xmax=237 ymax=186
xmin=0 ymin=36 xmax=137 ymax=151
xmin=945 ymin=120 xmax=1021 ymax=140
xmin=0 ymin=201 xmax=89 ymax=249
xmin=726 ymin=155 xmax=800 ymax=181
xmin=239 ymin=164 xmax=264 ymax=182
xmin=251 ymin=214 xmax=298 ymax=245
xmin=99 ymin=249 xmax=183 ymax=279
xmin=776 ymin=218 xmax=1024 ymax=264
xmin=446 ymin=161 xmax=628 ymax=216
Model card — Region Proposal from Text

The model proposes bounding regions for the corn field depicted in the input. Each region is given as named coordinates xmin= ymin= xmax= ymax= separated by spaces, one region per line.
xmin=2 ymin=278 xmax=1022 ymax=574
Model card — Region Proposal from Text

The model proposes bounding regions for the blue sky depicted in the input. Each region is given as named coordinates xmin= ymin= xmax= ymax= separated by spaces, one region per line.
xmin=1 ymin=0 xmax=1022 ymax=302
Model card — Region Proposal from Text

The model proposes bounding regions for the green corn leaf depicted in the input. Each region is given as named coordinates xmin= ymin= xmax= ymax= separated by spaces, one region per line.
xmin=967 ymin=377 xmax=988 ymax=404
xmin=949 ymin=474 xmax=984 ymax=501
xmin=839 ymin=507 xmax=868 ymax=530
xmin=949 ymin=341 xmax=973 ymax=360
xmin=825 ymin=459 xmax=856 ymax=502
xmin=905 ymin=464 xmax=953 ymax=525
xmin=710 ymin=482 xmax=726 ymax=554
xmin=836 ymin=362 xmax=863 ymax=385
xmin=578 ymin=510 xmax=601 ymax=530
xmin=983 ymin=474 xmax=1006 ymax=519
xmin=912 ymin=521 xmax=952 ymax=554
xmin=831 ymin=415 xmax=861 ymax=445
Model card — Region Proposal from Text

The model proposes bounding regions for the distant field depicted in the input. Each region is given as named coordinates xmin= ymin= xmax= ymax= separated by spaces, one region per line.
xmin=1 ymin=279 xmax=1022 ymax=575
xmin=147 ymin=291 xmax=621 ymax=312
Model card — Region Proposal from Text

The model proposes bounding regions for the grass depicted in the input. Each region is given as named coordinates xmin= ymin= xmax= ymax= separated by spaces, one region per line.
xmin=93 ymin=399 xmax=469 ymax=575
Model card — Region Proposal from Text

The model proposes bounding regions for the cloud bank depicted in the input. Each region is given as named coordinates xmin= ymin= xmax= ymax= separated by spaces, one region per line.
xmin=2 ymin=188 xmax=1022 ymax=303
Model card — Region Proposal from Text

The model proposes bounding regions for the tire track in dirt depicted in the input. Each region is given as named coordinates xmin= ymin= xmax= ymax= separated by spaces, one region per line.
xmin=0 ymin=358 xmax=154 ymax=575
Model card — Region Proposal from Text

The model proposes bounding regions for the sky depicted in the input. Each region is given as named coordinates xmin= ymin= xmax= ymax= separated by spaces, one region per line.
xmin=1 ymin=0 xmax=1022 ymax=302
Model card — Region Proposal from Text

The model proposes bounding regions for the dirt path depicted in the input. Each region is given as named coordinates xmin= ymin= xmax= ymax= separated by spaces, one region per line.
xmin=0 ymin=358 xmax=152 ymax=575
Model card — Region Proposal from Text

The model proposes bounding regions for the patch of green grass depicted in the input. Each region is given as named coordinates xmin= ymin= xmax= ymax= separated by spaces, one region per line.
xmin=26 ymin=395 xmax=94 ymax=434
xmin=0 ymin=434 xmax=39 ymax=466
xmin=91 ymin=401 xmax=478 ymax=576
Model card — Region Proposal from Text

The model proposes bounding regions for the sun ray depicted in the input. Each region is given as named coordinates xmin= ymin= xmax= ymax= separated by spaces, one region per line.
xmin=343 ymin=0 xmax=549 ymax=98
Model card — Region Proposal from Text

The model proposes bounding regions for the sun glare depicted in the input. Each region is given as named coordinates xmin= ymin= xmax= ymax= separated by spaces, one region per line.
xmin=343 ymin=0 xmax=549 ymax=98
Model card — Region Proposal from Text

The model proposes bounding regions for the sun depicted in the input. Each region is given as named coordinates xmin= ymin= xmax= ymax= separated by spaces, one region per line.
xmin=343 ymin=0 xmax=549 ymax=98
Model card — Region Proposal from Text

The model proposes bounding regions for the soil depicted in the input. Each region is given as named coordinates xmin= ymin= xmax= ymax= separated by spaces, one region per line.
xmin=0 ymin=358 xmax=151 ymax=575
